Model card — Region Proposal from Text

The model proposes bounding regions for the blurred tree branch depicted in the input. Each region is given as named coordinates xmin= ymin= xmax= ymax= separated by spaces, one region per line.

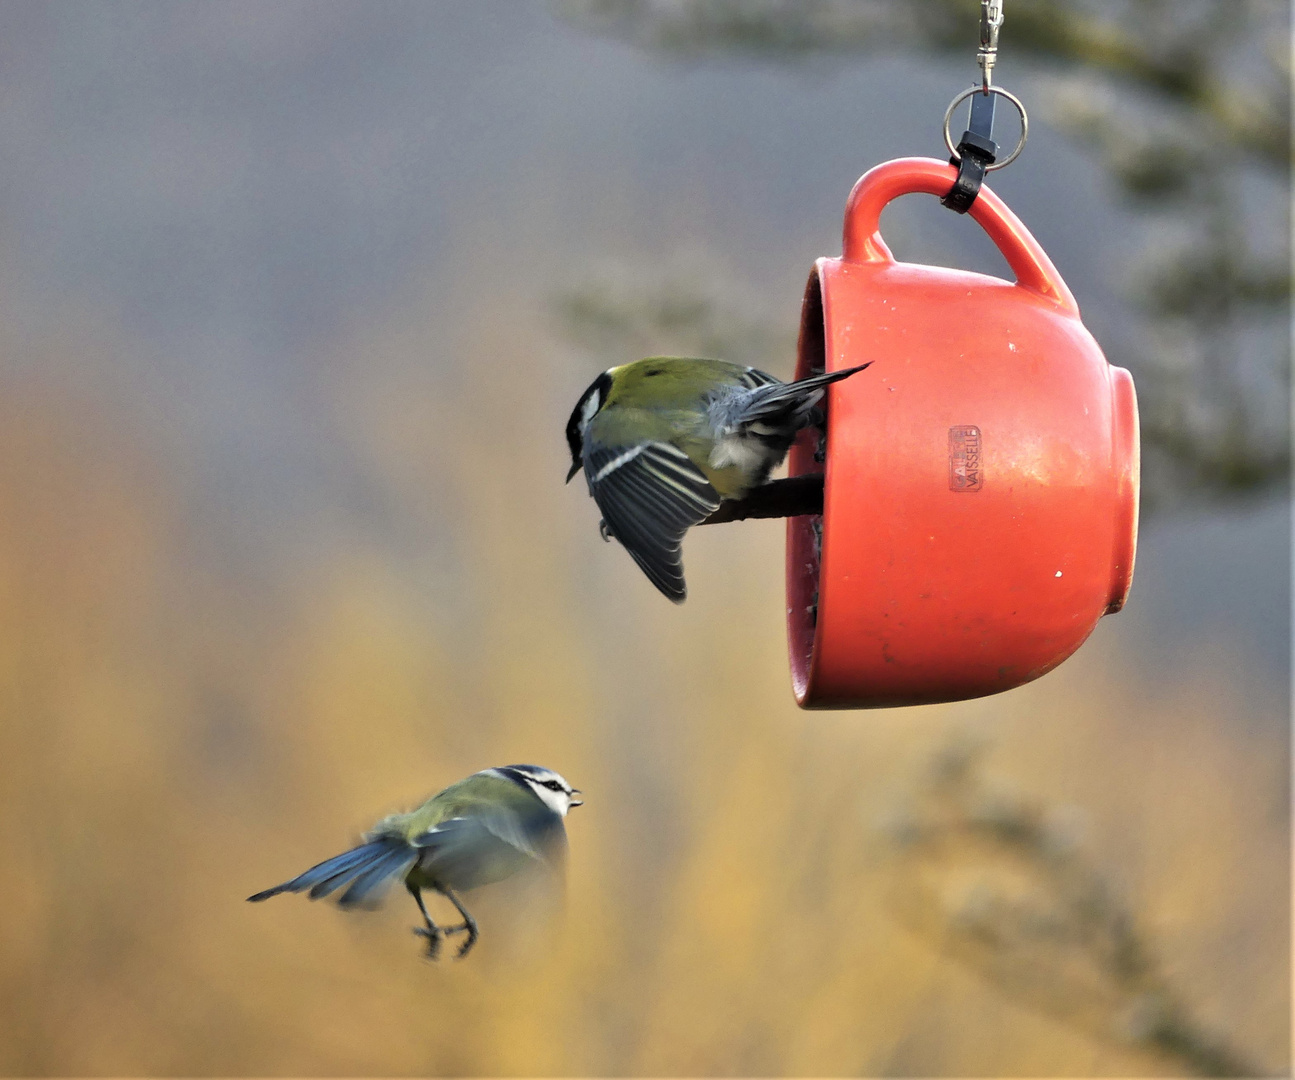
xmin=553 ymin=0 xmax=1291 ymax=507
xmin=877 ymin=736 xmax=1266 ymax=1077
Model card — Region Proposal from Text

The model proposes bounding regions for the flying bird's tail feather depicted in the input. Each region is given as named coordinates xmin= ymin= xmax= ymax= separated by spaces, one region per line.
xmin=247 ymin=836 xmax=417 ymax=908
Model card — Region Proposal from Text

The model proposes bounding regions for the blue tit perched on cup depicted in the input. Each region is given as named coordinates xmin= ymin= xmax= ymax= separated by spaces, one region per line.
xmin=248 ymin=764 xmax=582 ymax=960
xmin=565 ymin=356 xmax=871 ymax=602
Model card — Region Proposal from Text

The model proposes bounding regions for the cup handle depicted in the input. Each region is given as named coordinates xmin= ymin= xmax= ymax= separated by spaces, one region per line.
xmin=841 ymin=157 xmax=1079 ymax=316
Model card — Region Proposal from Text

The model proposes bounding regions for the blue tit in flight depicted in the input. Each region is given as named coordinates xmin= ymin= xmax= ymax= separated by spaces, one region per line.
xmin=565 ymin=356 xmax=871 ymax=602
xmin=248 ymin=764 xmax=582 ymax=960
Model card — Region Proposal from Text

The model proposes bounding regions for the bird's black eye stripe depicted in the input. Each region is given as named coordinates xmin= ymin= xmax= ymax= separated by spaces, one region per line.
xmin=543 ymin=780 xmax=563 ymax=791
xmin=496 ymin=767 xmax=536 ymax=792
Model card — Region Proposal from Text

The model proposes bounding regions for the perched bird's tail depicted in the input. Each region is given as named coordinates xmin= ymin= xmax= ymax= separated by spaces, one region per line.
xmin=247 ymin=836 xmax=417 ymax=909
xmin=737 ymin=363 xmax=872 ymax=427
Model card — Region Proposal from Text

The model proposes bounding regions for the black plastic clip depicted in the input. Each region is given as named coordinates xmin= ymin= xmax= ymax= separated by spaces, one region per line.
xmin=941 ymin=89 xmax=998 ymax=214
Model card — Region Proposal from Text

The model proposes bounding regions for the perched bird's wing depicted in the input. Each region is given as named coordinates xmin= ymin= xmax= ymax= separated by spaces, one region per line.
xmin=583 ymin=440 xmax=721 ymax=603
xmin=723 ymin=363 xmax=871 ymax=432
xmin=737 ymin=366 xmax=781 ymax=390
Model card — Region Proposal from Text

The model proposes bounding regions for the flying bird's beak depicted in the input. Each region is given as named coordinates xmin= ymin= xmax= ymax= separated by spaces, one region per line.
xmin=566 ymin=461 xmax=582 ymax=483
xmin=568 ymin=789 xmax=583 ymax=807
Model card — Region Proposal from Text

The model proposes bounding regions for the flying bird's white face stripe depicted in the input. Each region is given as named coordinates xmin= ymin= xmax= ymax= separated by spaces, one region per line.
xmin=525 ymin=779 xmax=573 ymax=817
xmin=592 ymin=443 xmax=648 ymax=482
xmin=485 ymin=766 xmax=581 ymax=817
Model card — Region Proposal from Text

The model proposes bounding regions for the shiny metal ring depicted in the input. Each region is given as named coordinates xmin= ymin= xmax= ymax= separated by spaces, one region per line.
xmin=942 ymin=85 xmax=1029 ymax=171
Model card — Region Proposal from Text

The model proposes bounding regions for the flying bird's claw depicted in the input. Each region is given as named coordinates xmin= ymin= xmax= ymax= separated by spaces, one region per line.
xmin=413 ymin=925 xmax=442 ymax=961
xmin=599 ymin=519 xmax=614 ymax=542
xmin=455 ymin=929 xmax=479 ymax=960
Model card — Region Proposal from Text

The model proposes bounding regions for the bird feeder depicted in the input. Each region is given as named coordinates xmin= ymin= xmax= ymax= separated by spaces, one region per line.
xmin=786 ymin=157 xmax=1139 ymax=709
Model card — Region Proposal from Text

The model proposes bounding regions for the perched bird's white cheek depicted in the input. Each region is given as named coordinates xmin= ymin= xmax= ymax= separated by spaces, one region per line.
xmin=580 ymin=391 xmax=602 ymax=432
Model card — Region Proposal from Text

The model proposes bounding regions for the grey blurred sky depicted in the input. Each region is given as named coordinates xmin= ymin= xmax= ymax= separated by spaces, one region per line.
xmin=0 ymin=0 xmax=1285 ymax=687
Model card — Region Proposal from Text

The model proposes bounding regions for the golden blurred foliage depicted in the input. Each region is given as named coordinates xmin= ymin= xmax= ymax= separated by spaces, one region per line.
xmin=0 ymin=259 xmax=1285 ymax=1076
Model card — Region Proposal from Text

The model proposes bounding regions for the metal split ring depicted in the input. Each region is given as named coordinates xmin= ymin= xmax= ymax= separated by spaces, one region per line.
xmin=942 ymin=85 xmax=1029 ymax=171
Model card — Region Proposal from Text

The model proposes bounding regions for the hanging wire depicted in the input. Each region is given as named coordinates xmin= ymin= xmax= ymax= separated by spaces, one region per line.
xmin=978 ymin=0 xmax=1005 ymax=92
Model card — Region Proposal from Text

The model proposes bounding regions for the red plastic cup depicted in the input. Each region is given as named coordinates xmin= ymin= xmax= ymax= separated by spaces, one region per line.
xmin=787 ymin=157 xmax=1140 ymax=709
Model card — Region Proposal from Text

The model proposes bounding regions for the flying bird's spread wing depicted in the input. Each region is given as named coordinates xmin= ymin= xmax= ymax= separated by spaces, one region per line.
xmin=411 ymin=803 xmax=565 ymax=889
xmin=583 ymin=440 xmax=720 ymax=603
xmin=413 ymin=808 xmax=538 ymax=859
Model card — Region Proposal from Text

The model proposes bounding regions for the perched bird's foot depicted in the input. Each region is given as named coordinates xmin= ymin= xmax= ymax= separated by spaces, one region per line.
xmin=810 ymin=408 xmax=828 ymax=464
xmin=413 ymin=925 xmax=442 ymax=961
xmin=598 ymin=519 xmax=614 ymax=542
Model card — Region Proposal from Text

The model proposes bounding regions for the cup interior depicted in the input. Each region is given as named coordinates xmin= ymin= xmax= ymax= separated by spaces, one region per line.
xmin=786 ymin=267 xmax=826 ymax=702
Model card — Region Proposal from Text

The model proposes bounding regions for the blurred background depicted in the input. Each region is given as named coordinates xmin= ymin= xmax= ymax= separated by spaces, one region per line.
xmin=0 ymin=1 xmax=1287 ymax=1075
